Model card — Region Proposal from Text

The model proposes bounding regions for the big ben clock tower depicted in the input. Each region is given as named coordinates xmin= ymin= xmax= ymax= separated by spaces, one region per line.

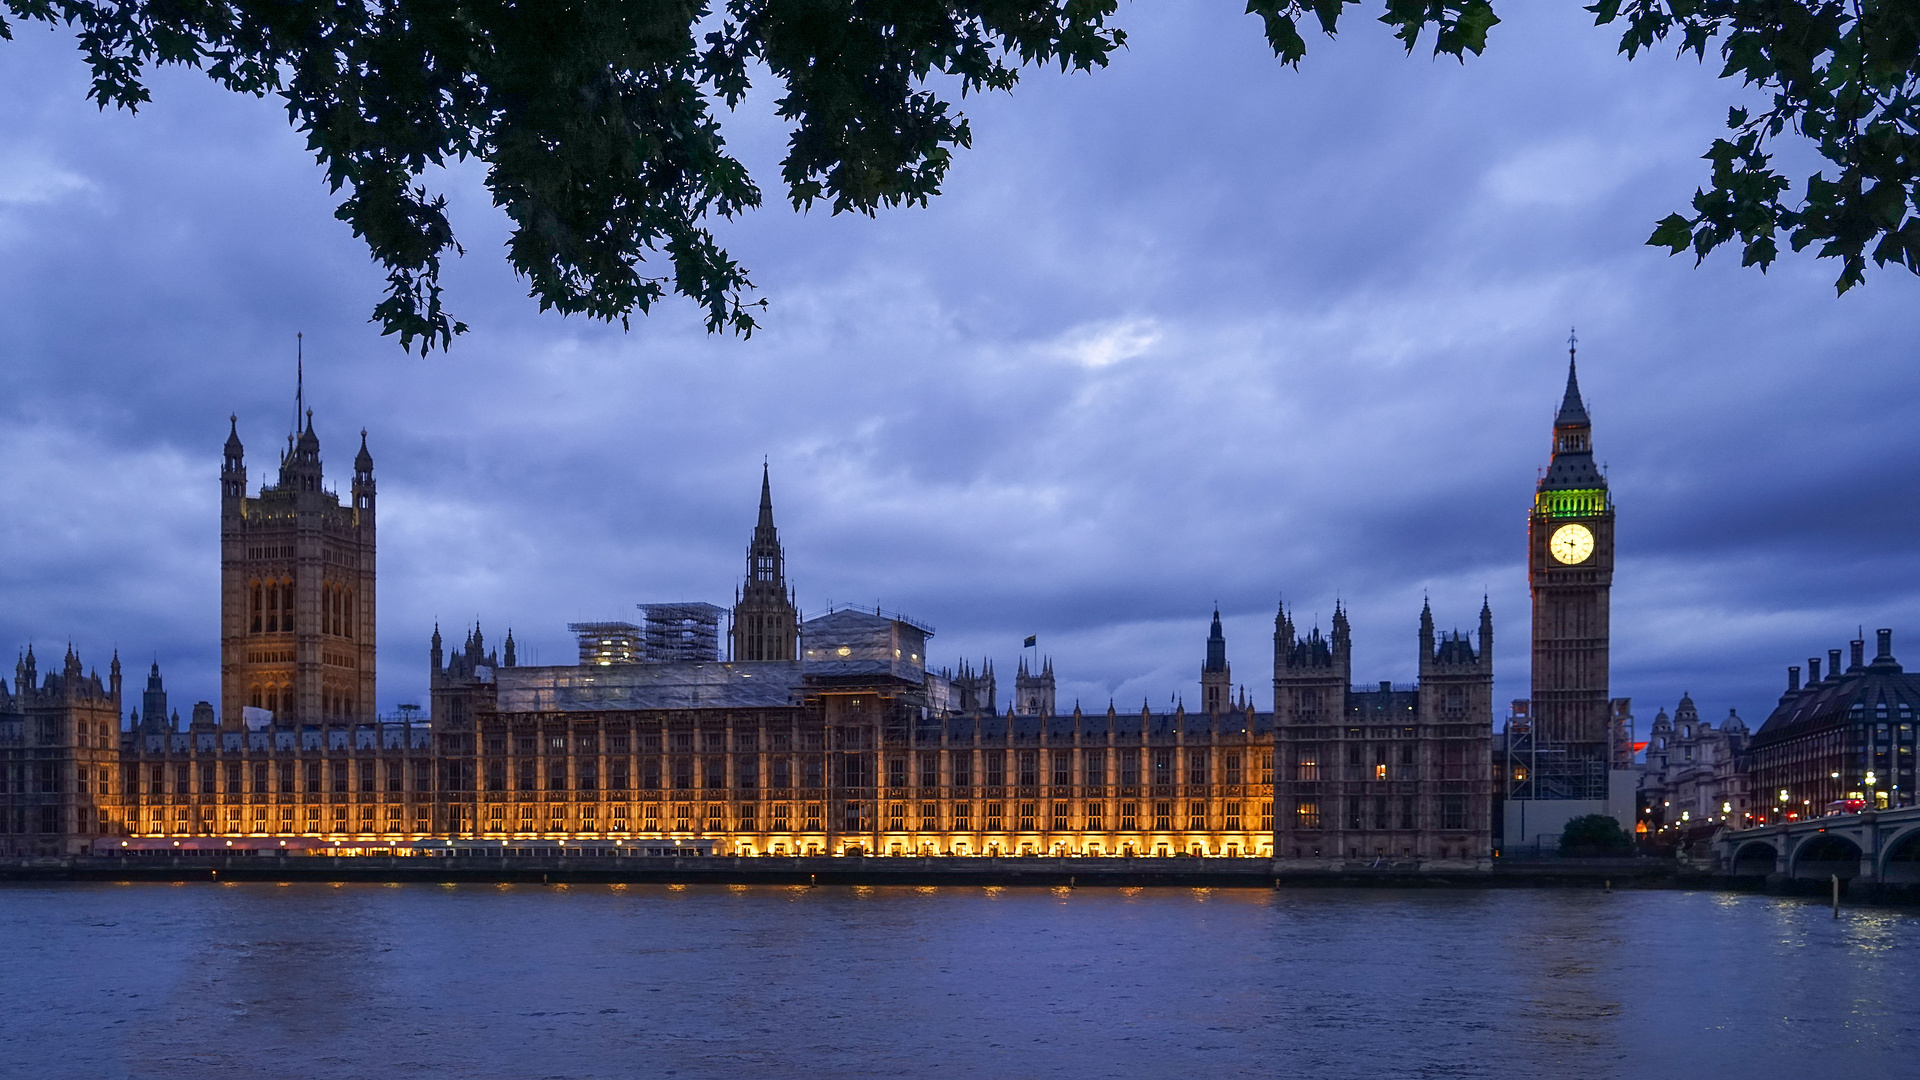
xmin=1529 ymin=342 xmax=1614 ymax=773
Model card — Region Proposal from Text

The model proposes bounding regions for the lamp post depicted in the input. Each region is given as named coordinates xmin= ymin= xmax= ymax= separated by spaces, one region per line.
xmin=1866 ymin=770 xmax=1878 ymax=811
xmin=1778 ymin=788 xmax=1790 ymax=825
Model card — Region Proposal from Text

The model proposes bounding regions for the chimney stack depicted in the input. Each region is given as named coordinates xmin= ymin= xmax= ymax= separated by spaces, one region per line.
xmin=1851 ymin=639 xmax=1865 ymax=671
xmin=1830 ymin=648 xmax=1844 ymax=677
xmin=1876 ymin=628 xmax=1893 ymax=662
xmin=1809 ymin=657 xmax=1822 ymax=683
xmin=1788 ymin=666 xmax=1801 ymax=692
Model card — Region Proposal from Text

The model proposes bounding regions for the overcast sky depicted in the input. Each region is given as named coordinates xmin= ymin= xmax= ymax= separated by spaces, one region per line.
xmin=1 ymin=5 xmax=1915 ymax=735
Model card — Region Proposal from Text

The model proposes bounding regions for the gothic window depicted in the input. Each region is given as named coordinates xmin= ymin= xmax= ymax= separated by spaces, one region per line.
xmin=1051 ymin=752 xmax=1070 ymax=787
xmin=344 ymin=589 xmax=354 ymax=640
xmin=1083 ymin=750 xmax=1106 ymax=787
xmin=1224 ymin=752 xmax=1242 ymax=785
xmin=1017 ymin=751 xmax=1038 ymax=787
xmin=250 ymin=686 xmax=262 ymax=709
xmin=1187 ymin=754 xmax=1207 ymax=786
xmin=920 ymin=752 xmax=939 ymax=788
xmin=250 ymin=584 xmax=262 ymax=633
xmin=984 ymin=751 xmax=1005 ymax=788
xmin=265 ymin=583 xmax=278 ymax=633
xmin=1153 ymin=750 xmax=1172 ymax=785
xmin=951 ymin=753 xmax=972 ymax=789
xmin=1119 ymin=749 xmax=1140 ymax=787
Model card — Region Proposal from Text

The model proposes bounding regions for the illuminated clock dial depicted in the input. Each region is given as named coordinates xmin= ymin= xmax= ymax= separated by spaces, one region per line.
xmin=1549 ymin=522 xmax=1595 ymax=565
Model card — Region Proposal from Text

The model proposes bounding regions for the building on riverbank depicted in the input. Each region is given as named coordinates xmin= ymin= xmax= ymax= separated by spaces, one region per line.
xmin=1744 ymin=630 xmax=1919 ymax=820
xmin=1639 ymin=695 xmax=1751 ymax=841
xmin=4 ymin=366 xmax=1555 ymax=865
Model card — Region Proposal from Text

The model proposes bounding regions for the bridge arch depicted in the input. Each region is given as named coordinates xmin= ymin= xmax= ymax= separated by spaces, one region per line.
xmin=1790 ymin=833 xmax=1863 ymax=880
xmin=1730 ymin=840 xmax=1778 ymax=877
xmin=1881 ymin=827 xmax=1920 ymax=884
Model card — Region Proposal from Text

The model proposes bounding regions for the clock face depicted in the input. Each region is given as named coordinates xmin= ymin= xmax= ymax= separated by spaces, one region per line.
xmin=1549 ymin=522 xmax=1595 ymax=565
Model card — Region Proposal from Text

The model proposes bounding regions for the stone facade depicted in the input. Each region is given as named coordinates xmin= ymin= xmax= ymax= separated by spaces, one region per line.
xmin=3 ymin=387 xmax=1519 ymax=864
xmin=1270 ymin=601 xmax=1496 ymax=865
xmin=1640 ymin=694 xmax=1751 ymax=834
xmin=220 ymin=412 xmax=376 ymax=727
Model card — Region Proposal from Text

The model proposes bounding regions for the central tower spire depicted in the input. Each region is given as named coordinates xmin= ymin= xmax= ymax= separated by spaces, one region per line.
xmin=730 ymin=463 xmax=799 ymax=662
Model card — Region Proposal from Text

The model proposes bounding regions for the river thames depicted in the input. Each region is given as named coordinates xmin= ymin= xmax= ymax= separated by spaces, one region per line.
xmin=0 ymin=883 xmax=1913 ymax=1078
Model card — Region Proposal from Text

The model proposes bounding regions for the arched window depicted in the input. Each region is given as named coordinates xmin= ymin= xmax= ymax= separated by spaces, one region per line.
xmin=250 ymin=584 xmax=263 ymax=633
xmin=265 ymin=583 xmax=278 ymax=633
xmin=249 ymin=686 xmax=262 ymax=709
xmin=344 ymin=589 xmax=354 ymax=641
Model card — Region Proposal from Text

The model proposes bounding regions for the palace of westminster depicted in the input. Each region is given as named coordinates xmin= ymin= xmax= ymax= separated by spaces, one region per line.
xmin=0 ymin=361 xmax=1655 ymax=863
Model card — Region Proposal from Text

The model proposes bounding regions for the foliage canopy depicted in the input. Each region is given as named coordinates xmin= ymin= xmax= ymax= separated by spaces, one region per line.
xmin=2 ymin=1 xmax=1914 ymax=351
xmin=1560 ymin=813 xmax=1636 ymax=856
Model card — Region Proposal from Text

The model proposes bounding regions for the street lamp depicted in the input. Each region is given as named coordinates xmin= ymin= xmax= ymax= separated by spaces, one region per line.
xmin=1778 ymin=788 xmax=1790 ymax=824
xmin=1866 ymin=770 xmax=1879 ymax=810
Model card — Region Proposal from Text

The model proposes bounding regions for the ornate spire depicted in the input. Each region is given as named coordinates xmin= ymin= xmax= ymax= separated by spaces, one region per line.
xmin=1540 ymin=333 xmax=1606 ymax=494
xmin=1204 ymin=608 xmax=1227 ymax=673
xmin=1556 ymin=330 xmax=1590 ymax=427
xmin=757 ymin=460 xmax=775 ymax=531
xmin=731 ymin=463 xmax=799 ymax=662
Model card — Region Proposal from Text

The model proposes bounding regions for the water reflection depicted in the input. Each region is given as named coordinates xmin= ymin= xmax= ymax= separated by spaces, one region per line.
xmin=0 ymin=885 xmax=1914 ymax=1080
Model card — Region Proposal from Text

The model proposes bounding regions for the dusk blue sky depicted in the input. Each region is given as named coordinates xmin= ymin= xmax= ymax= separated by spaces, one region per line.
xmin=1 ymin=5 xmax=1915 ymax=736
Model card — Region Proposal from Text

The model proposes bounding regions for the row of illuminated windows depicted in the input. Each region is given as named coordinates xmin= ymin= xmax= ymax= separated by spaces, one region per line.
xmin=0 ymin=762 xmax=69 ymax=795
xmin=1289 ymin=742 xmax=1475 ymax=781
xmin=440 ymin=747 xmax=1279 ymax=791
xmin=246 ymin=581 xmax=357 ymax=639
xmin=1289 ymin=796 xmax=1469 ymax=831
xmin=110 ymin=799 xmax=1285 ymax=839
xmin=123 ymin=759 xmax=432 ymax=796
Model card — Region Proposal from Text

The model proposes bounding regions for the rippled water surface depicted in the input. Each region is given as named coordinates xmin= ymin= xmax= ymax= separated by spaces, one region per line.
xmin=1 ymin=882 xmax=1915 ymax=1078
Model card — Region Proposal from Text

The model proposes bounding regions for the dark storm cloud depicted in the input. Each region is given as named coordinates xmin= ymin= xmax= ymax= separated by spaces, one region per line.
xmin=0 ymin=5 xmax=1915 ymax=733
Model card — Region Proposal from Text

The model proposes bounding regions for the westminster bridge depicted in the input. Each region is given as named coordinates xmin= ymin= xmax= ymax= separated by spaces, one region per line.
xmin=1713 ymin=805 xmax=1920 ymax=887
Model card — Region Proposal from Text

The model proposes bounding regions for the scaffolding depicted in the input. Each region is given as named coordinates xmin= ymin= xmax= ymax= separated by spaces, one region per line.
xmin=1504 ymin=698 xmax=1611 ymax=802
xmin=639 ymin=603 xmax=725 ymax=664
xmin=567 ymin=622 xmax=643 ymax=666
